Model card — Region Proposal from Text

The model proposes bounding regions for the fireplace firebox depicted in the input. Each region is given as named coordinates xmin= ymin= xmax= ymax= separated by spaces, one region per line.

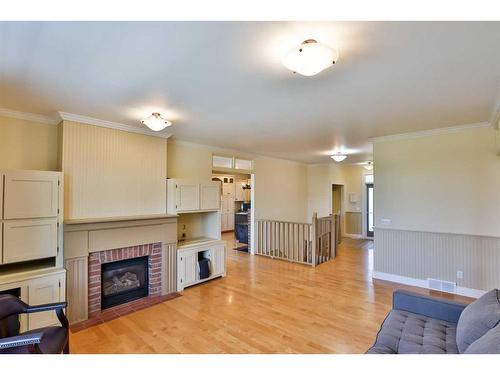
xmin=101 ymin=256 xmax=149 ymax=309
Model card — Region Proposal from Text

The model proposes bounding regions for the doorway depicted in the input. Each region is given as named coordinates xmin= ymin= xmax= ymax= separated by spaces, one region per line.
xmin=366 ymin=183 xmax=374 ymax=238
xmin=332 ymin=184 xmax=343 ymax=243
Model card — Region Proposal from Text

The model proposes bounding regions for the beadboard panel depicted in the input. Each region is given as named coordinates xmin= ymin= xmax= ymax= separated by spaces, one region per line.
xmin=61 ymin=121 xmax=166 ymax=220
xmin=65 ymin=256 xmax=88 ymax=324
xmin=374 ymin=228 xmax=500 ymax=291
xmin=162 ymin=243 xmax=177 ymax=295
xmin=345 ymin=212 xmax=362 ymax=235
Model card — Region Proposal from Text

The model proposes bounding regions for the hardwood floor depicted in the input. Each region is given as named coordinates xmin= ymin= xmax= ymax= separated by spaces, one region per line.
xmin=70 ymin=233 xmax=472 ymax=354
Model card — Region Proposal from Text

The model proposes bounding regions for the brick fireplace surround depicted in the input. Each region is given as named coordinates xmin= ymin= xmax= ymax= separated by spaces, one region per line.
xmin=88 ymin=243 xmax=163 ymax=315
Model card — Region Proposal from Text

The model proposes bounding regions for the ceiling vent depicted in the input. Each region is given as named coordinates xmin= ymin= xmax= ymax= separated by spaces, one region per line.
xmin=427 ymin=278 xmax=457 ymax=294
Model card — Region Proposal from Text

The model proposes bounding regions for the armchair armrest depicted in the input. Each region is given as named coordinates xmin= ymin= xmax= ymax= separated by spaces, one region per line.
xmin=25 ymin=301 xmax=67 ymax=314
xmin=393 ymin=289 xmax=468 ymax=324
xmin=25 ymin=301 xmax=69 ymax=328
xmin=0 ymin=332 xmax=44 ymax=351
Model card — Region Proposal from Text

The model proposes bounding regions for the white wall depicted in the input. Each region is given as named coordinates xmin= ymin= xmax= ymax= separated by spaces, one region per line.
xmin=374 ymin=126 xmax=500 ymax=237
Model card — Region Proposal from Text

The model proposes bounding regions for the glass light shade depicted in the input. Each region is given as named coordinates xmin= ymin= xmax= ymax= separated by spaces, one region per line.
xmin=282 ymin=39 xmax=339 ymax=76
xmin=331 ymin=154 xmax=347 ymax=162
xmin=140 ymin=113 xmax=172 ymax=131
xmin=364 ymin=162 xmax=374 ymax=170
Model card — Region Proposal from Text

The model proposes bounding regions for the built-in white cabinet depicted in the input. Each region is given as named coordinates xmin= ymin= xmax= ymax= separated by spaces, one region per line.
xmin=177 ymin=240 xmax=226 ymax=292
xmin=200 ymin=184 xmax=220 ymax=210
xmin=0 ymin=170 xmax=63 ymax=266
xmin=3 ymin=219 xmax=58 ymax=264
xmin=27 ymin=273 xmax=65 ymax=330
xmin=167 ymin=179 xmax=221 ymax=214
xmin=3 ymin=170 xmax=59 ymax=219
xmin=0 ymin=269 xmax=66 ymax=332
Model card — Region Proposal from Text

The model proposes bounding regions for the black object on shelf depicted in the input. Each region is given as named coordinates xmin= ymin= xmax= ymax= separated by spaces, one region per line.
xmin=198 ymin=256 xmax=210 ymax=280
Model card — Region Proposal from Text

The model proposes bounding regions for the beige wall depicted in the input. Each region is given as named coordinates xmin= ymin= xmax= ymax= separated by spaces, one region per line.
xmin=374 ymin=126 xmax=500 ymax=237
xmin=167 ymin=140 xmax=309 ymax=222
xmin=60 ymin=121 xmax=167 ymax=220
xmin=373 ymin=126 xmax=500 ymax=293
xmin=0 ymin=115 xmax=58 ymax=171
xmin=306 ymin=163 xmax=369 ymax=235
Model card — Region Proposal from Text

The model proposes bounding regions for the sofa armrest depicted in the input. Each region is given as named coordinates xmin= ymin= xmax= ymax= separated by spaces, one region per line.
xmin=393 ymin=289 xmax=468 ymax=324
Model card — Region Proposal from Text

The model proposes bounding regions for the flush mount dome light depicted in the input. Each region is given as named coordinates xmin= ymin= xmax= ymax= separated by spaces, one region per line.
xmin=282 ymin=39 xmax=339 ymax=76
xmin=331 ymin=153 xmax=347 ymax=162
xmin=140 ymin=112 xmax=172 ymax=131
xmin=364 ymin=161 xmax=374 ymax=170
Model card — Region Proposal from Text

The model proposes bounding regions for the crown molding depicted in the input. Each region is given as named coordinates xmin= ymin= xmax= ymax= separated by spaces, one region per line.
xmin=0 ymin=108 xmax=59 ymax=125
xmin=370 ymin=122 xmax=492 ymax=143
xmin=58 ymin=112 xmax=171 ymax=139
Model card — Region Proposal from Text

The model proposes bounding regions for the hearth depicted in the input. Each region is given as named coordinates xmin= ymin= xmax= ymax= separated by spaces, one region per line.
xmin=101 ymin=256 xmax=149 ymax=309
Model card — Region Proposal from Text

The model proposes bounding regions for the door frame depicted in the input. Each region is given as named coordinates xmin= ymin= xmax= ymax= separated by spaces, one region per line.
xmin=366 ymin=183 xmax=374 ymax=238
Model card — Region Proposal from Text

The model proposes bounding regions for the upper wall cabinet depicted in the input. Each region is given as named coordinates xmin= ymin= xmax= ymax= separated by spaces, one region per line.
xmin=3 ymin=171 xmax=60 ymax=219
xmin=167 ymin=179 xmax=220 ymax=214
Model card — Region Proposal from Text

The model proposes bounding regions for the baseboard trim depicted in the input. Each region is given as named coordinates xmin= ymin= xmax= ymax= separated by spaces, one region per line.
xmin=372 ymin=271 xmax=486 ymax=299
xmin=344 ymin=233 xmax=363 ymax=239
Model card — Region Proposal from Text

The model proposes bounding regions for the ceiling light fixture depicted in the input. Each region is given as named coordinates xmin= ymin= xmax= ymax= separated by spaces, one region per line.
xmin=282 ymin=39 xmax=339 ymax=77
xmin=140 ymin=112 xmax=172 ymax=131
xmin=331 ymin=153 xmax=347 ymax=162
xmin=364 ymin=161 xmax=374 ymax=171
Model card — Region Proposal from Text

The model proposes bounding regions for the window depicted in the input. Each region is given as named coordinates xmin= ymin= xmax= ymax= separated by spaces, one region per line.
xmin=234 ymin=158 xmax=253 ymax=170
xmin=212 ymin=155 xmax=233 ymax=169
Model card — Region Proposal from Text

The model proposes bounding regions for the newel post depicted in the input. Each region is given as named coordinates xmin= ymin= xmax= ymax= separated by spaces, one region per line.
xmin=311 ymin=212 xmax=318 ymax=266
xmin=330 ymin=214 xmax=336 ymax=259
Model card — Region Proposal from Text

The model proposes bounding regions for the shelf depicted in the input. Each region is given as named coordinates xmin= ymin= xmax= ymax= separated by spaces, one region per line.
xmin=177 ymin=237 xmax=223 ymax=249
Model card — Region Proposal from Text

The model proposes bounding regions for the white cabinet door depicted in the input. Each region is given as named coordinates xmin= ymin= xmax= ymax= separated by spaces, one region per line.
xmin=200 ymin=183 xmax=220 ymax=210
xmin=3 ymin=219 xmax=58 ymax=264
xmin=211 ymin=246 xmax=225 ymax=276
xmin=28 ymin=274 xmax=63 ymax=330
xmin=176 ymin=182 xmax=200 ymax=212
xmin=178 ymin=251 xmax=197 ymax=288
xmin=3 ymin=171 xmax=60 ymax=219
xmin=235 ymin=182 xmax=245 ymax=201
xmin=222 ymin=181 xmax=235 ymax=197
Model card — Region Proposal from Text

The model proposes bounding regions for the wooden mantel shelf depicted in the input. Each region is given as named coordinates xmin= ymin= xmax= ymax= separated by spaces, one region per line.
xmin=64 ymin=213 xmax=177 ymax=225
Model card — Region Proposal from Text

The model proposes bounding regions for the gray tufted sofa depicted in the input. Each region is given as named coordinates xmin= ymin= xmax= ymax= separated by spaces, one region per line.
xmin=367 ymin=289 xmax=500 ymax=354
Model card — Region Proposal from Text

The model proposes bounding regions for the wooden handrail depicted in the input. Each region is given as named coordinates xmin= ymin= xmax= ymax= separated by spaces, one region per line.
xmin=256 ymin=212 xmax=338 ymax=266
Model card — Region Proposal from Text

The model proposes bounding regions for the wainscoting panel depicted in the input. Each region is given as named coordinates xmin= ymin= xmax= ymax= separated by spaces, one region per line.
xmin=65 ymin=256 xmax=88 ymax=324
xmin=374 ymin=228 xmax=500 ymax=291
xmin=345 ymin=211 xmax=362 ymax=235
xmin=162 ymin=243 xmax=177 ymax=295
xmin=61 ymin=120 xmax=166 ymax=220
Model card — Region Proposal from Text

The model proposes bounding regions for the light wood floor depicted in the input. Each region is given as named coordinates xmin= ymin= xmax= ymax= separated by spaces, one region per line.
xmin=70 ymin=233 xmax=471 ymax=354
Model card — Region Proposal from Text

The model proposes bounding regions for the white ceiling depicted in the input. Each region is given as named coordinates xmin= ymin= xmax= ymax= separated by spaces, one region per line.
xmin=0 ymin=21 xmax=499 ymax=164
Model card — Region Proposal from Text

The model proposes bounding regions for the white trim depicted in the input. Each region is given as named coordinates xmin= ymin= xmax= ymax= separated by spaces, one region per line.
xmin=0 ymin=108 xmax=59 ymax=125
xmin=372 ymin=271 xmax=486 ymax=299
xmin=370 ymin=122 xmax=491 ymax=143
xmin=58 ymin=112 xmax=172 ymax=139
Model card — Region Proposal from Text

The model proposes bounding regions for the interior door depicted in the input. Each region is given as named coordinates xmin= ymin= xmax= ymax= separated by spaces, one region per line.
xmin=367 ymin=183 xmax=374 ymax=238
xmin=3 ymin=171 xmax=59 ymax=219
xmin=28 ymin=275 xmax=62 ymax=330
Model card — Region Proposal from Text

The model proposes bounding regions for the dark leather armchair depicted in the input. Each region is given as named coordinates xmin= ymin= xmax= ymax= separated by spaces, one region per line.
xmin=0 ymin=294 xmax=69 ymax=354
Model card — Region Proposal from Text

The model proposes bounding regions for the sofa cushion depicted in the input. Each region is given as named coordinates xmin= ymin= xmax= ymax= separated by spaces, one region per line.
xmin=464 ymin=323 xmax=500 ymax=354
xmin=456 ymin=289 xmax=500 ymax=353
xmin=366 ymin=309 xmax=458 ymax=354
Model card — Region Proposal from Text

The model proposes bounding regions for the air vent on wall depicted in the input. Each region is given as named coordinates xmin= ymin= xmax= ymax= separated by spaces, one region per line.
xmin=427 ymin=278 xmax=457 ymax=293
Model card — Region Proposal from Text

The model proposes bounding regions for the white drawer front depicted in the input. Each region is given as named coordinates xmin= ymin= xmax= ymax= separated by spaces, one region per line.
xmin=3 ymin=219 xmax=58 ymax=264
